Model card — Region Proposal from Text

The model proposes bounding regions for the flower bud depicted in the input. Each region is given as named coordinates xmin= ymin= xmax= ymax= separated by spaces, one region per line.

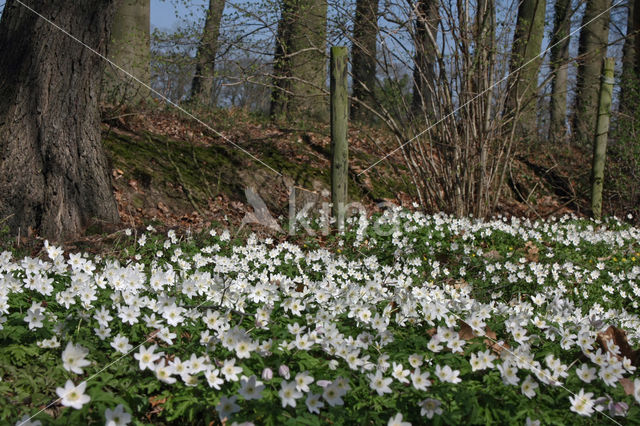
xmin=278 ymin=364 xmax=290 ymax=380
xmin=261 ymin=367 xmax=273 ymax=381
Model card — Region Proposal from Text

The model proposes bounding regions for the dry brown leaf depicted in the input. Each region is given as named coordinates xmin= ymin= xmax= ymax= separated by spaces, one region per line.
xmin=620 ymin=378 xmax=635 ymax=395
xmin=483 ymin=327 xmax=510 ymax=354
xmin=597 ymin=326 xmax=640 ymax=367
xmin=524 ymin=241 xmax=539 ymax=262
xmin=458 ymin=321 xmax=475 ymax=340
xmin=483 ymin=250 xmax=502 ymax=260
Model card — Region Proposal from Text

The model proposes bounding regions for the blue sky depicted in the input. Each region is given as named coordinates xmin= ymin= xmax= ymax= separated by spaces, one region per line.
xmin=151 ymin=0 xmax=207 ymax=31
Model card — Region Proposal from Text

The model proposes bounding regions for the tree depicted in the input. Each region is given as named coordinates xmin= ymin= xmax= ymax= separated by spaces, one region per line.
xmin=573 ymin=0 xmax=611 ymax=145
xmin=270 ymin=0 xmax=329 ymax=120
xmin=505 ymin=0 xmax=547 ymax=140
xmin=190 ymin=0 xmax=226 ymax=106
xmin=351 ymin=0 xmax=379 ymax=123
xmin=0 ymin=0 xmax=120 ymax=240
xmin=549 ymin=0 xmax=572 ymax=143
xmin=620 ymin=0 xmax=640 ymax=113
xmin=102 ymin=0 xmax=150 ymax=104
xmin=411 ymin=0 xmax=440 ymax=121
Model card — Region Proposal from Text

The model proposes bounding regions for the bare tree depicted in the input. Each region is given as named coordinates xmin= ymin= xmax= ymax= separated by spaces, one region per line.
xmin=270 ymin=0 xmax=329 ymax=120
xmin=411 ymin=0 xmax=440 ymax=121
xmin=573 ymin=0 xmax=611 ymax=145
xmin=549 ymin=0 xmax=572 ymax=143
xmin=190 ymin=0 xmax=226 ymax=106
xmin=620 ymin=0 xmax=640 ymax=112
xmin=103 ymin=0 xmax=150 ymax=104
xmin=505 ymin=0 xmax=547 ymax=141
xmin=351 ymin=0 xmax=380 ymax=123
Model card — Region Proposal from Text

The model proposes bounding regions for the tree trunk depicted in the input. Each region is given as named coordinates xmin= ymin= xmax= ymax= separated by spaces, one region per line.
xmin=620 ymin=0 xmax=640 ymax=113
xmin=102 ymin=0 xmax=150 ymax=104
xmin=591 ymin=58 xmax=614 ymax=220
xmin=505 ymin=0 xmax=547 ymax=141
xmin=549 ymin=0 xmax=571 ymax=143
xmin=351 ymin=0 xmax=379 ymax=123
xmin=573 ymin=0 xmax=611 ymax=145
xmin=411 ymin=0 xmax=440 ymax=121
xmin=270 ymin=0 xmax=329 ymax=121
xmin=190 ymin=0 xmax=226 ymax=106
xmin=0 ymin=0 xmax=120 ymax=241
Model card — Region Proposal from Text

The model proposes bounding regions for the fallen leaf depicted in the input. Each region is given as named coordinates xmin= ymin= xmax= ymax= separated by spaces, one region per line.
xmin=620 ymin=378 xmax=635 ymax=396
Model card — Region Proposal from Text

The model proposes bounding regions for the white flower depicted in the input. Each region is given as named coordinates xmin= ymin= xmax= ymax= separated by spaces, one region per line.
xmin=408 ymin=353 xmax=423 ymax=368
xmin=634 ymin=378 xmax=640 ymax=405
xmin=222 ymin=358 xmax=243 ymax=382
xmin=322 ymin=382 xmax=344 ymax=406
xmin=239 ymin=375 xmax=264 ymax=400
xmin=419 ymin=398 xmax=443 ymax=419
xmin=368 ymin=370 xmax=392 ymax=395
xmin=216 ymin=395 xmax=240 ymax=420
xmin=105 ymin=404 xmax=132 ymax=426
xmin=134 ymin=344 xmax=162 ymax=371
xmin=24 ymin=302 xmax=45 ymax=330
xmin=204 ymin=368 xmax=224 ymax=390
xmin=435 ymin=364 xmax=461 ymax=384
xmin=294 ymin=371 xmax=314 ymax=393
xmin=279 ymin=380 xmax=302 ymax=408
xmin=391 ymin=362 xmax=410 ymax=383
xmin=497 ymin=362 xmax=519 ymax=386
xmin=61 ymin=342 xmax=91 ymax=374
xmin=110 ymin=334 xmax=132 ymax=354
xmin=154 ymin=360 xmax=176 ymax=384
xmin=387 ymin=412 xmax=411 ymax=426
xmin=305 ymin=392 xmax=324 ymax=414
xmin=575 ymin=364 xmax=596 ymax=383
xmin=55 ymin=380 xmax=90 ymax=410
xmin=569 ymin=389 xmax=595 ymax=416
xmin=520 ymin=375 xmax=538 ymax=399
xmin=411 ymin=368 xmax=431 ymax=391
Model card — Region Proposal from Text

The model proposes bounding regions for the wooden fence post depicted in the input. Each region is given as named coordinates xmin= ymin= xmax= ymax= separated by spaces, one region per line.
xmin=330 ymin=46 xmax=348 ymax=229
xmin=591 ymin=57 xmax=615 ymax=220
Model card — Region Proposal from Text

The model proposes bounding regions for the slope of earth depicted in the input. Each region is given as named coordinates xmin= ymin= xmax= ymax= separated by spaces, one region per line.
xmin=102 ymin=107 xmax=416 ymax=233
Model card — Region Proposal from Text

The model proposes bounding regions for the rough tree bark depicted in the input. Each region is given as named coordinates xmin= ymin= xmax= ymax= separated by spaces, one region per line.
xmin=0 ymin=0 xmax=120 ymax=241
xmin=350 ymin=0 xmax=379 ymax=123
xmin=505 ymin=0 xmax=547 ymax=141
xmin=270 ymin=0 xmax=329 ymax=121
xmin=411 ymin=0 xmax=440 ymax=121
xmin=573 ymin=0 xmax=611 ymax=145
xmin=102 ymin=0 xmax=150 ymax=104
xmin=190 ymin=0 xmax=226 ymax=106
xmin=620 ymin=0 xmax=640 ymax=113
xmin=549 ymin=0 xmax=572 ymax=143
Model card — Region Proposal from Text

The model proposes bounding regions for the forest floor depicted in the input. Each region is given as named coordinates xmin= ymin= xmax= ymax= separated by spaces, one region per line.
xmin=100 ymin=105 xmax=593 ymax=232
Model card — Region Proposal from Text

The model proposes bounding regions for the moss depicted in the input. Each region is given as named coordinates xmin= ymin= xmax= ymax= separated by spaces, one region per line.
xmin=102 ymin=125 xmax=412 ymax=212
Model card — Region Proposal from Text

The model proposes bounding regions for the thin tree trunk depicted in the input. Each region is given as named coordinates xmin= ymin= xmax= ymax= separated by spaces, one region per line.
xmin=549 ymin=0 xmax=571 ymax=143
xmin=591 ymin=57 xmax=614 ymax=220
xmin=190 ymin=0 xmax=226 ymax=106
xmin=573 ymin=0 xmax=611 ymax=145
xmin=505 ymin=0 xmax=547 ymax=141
xmin=270 ymin=0 xmax=329 ymax=121
xmin=474 ymin=0 xmax=495 ymax=215
xmin=102 ymin=0 xmax=150 ymax=104
xmin=0 ymin=0 xmax=120 ymax=241
xmin=411 ymin=0 xmax=440 ymax=121
xmin=351 ymin=0 xmax=379 ymax=123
